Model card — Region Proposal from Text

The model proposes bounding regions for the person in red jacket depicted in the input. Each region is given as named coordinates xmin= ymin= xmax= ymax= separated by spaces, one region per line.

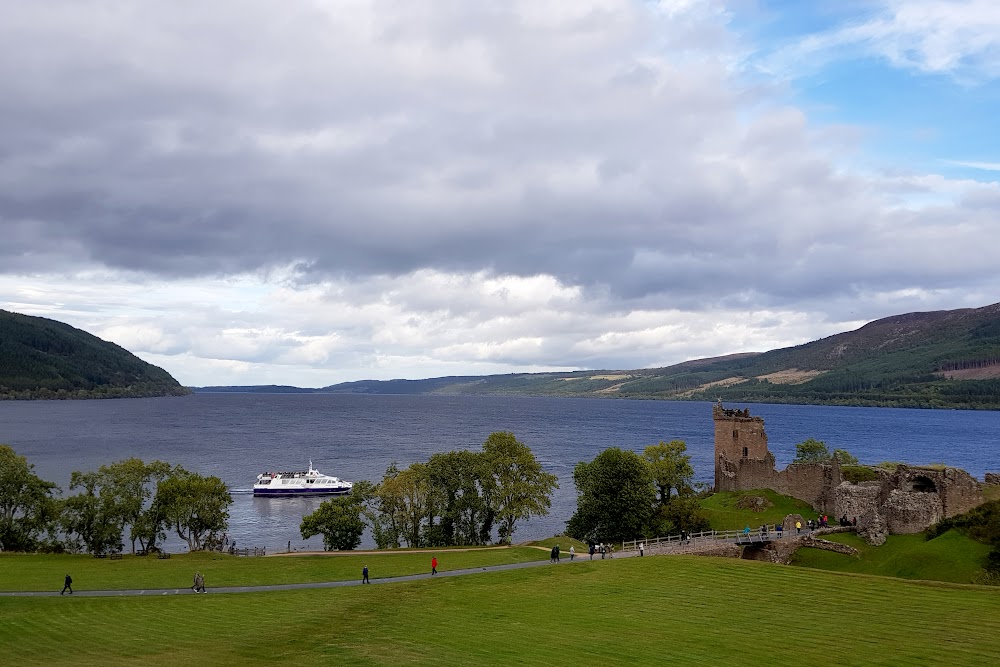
xmin=431 ymin=556 xmax=438 ymax=575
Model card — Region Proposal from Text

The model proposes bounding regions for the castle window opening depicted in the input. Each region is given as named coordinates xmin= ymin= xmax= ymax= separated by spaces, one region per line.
xmin=733 ymin=430 xmax=739 ymax=439
xmin=910 ymin=475 xmax=938 ymax=493
xmin=742 ymin=446 xmax=748 ymax=458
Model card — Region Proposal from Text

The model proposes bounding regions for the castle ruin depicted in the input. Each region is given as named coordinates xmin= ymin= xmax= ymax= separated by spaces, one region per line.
xmin=712 ymin=401 xmax=983 ymax=541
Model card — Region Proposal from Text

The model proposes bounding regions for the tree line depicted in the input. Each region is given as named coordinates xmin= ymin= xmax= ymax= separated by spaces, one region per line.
xmin=300 ymin=431 xmax=559 ymax=550
xmin=0 ymin=445 xmax=231 ymax=554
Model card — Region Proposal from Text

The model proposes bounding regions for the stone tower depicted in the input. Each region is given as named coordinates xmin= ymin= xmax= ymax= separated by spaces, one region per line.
xmin=713 ymin=401 xmax=769 ymax=490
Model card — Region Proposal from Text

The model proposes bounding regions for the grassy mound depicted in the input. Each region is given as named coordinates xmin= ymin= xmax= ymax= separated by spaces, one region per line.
xmin=3 ymin=555 xmax=1000 ymax=665
xmin=698 ymin=489 xmax=818 ymax=530
xmin=790 ymin=530 xmax=991 ymax=584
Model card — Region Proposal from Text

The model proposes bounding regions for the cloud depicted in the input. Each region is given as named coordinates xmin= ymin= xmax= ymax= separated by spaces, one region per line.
xmin=758 ymin=0 xmax=1000 ymax=81
xmin=1 ymin=1 xmax=1000 ymax=384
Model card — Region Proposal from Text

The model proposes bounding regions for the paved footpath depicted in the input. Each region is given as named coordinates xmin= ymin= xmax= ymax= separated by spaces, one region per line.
xmin=1 ymin=550 xmax=636 ymax=598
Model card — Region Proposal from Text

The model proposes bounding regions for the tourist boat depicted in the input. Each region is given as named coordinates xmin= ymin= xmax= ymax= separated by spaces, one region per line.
xmin=253 ymin=462 xmax=353 ymax=497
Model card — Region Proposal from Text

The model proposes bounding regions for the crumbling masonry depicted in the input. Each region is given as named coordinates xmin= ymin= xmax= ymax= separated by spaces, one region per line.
xmin=713 ymin=402 xmax=983 ymax=542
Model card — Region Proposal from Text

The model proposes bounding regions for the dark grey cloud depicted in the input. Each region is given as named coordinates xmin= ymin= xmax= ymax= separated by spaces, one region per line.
xmin=1 ymin=0 xmax=998 ymax=324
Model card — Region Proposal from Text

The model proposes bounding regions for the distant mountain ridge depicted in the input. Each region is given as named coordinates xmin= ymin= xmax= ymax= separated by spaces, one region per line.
xmin=211 ymin=302 xmax=999 ymax=410
xmin=0 ymin=310 xmax=191 ymax=400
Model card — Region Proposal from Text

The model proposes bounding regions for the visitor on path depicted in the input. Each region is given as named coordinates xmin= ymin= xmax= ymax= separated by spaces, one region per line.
xmin=61 ymin=574 xmax=72 ymax=595
xmin=550 ymin=546 xmax=557 ymax=563
xmin=776 ymin=524 xmax=783 ymax=537
xmin=193 ymin=571 xmax=205 ymax=593
xmin=570 ymin=546 xmax=575 ymax=561
xmin=431 ymin=556 xmax=438 ymax=575
xmin=795 ymin=520 xmax=801 ymax=534
xmin=639 ymin=542 xmax=644 ymax=557
xmin=589 ymin=544 xmax=595 ymax=560
xmin=743 ymin=525 xmax=751 ymax=538
xmin=681 ymin=529 xmax=688 ymax=545
xmin=600 ymin=544 xmax=605 ymax=560
xmin=362 ymin=566 xmax=369 ymax=584
xmin=555 ymin=544 xmax=560 ymax=562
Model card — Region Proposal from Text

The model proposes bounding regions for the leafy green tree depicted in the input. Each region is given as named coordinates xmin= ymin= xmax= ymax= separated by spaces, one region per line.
xmin=643 ymin=440 xmax=695 ymax=506
xmin=832 ymin=448 xmax=859 ymax=465
xmin=425 ymin=450 xmax=490 ymax=547
xmin=566 ymin=447 xmax=655 ymax=543
xmin=300 ymin=496 xmax=365 ymax=551
xmin=377 ymin=463 xmax=430 ymax=547
xmin=62 ymin=469 xmax=124 ymax=554
xmin=481 ymin=432 xmax=558 ymax=545
xmin=793 ymin=439 xmax=831 ymax=464
xmin=151 ymin=467 xmax=232 ymax=551
xmin=0 ymin=445 xmax=60 ymax=552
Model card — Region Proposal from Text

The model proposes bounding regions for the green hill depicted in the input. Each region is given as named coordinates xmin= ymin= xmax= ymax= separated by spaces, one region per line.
xmin=0 ymin=310 xmax=190 ymax=400
xmin=318 ymin=302 xmax=1000 ymax=409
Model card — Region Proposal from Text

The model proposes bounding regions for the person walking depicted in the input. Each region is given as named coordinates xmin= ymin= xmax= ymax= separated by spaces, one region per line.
xmin=193 ymin=571 xmax=205 ymax=593
xmin=61 ymin=574 xmax=73 ymax=595
xmin=589 ymin=543 xmax=595 ymax=560
xmin=569 ymin=546 xmax=575 ymax=561
xmin=554 ymin=544 xmax=560 ymax=562
xmin=795 ymin=520 xmax=801 ymax=535
xmin=362 ymin=565 xmax=369 ymax=584
xmin=431 ymin=556 xmax=438 ymax=575
xmin=639 ymin=542 xmax=645 ymax=557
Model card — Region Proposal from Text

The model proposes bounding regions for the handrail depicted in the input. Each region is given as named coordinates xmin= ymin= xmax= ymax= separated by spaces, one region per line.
xmin=621 ymin=525 xmax=787 ymax=551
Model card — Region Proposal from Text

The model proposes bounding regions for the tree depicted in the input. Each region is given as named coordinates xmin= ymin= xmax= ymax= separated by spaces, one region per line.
xmin=377 ymin=463 xmax=430 ymax=548
xmin=300 ymin=496 xmax=365 ymax=551
xmin=102 ymin=458 xmax=172 ymax=553
xmin=793 ymin=439 xmax=830 ymax=464
xmin=566 ymin=447 xmax=655 ymax=543
xmin=425 ymin=450 xmax=490 ymax=546
xmin=151 ymin=467 xmax=232 ymax=551
xmin=62 ymin=469 xmax=124 ymax=554
xmin=481 ymin=432 xmax=558 ymax=545
xmin=832 ymin=448 xmax=859 ymax=465
xmin=0 ymin=445 xmax=60 ymax=552
xmin=643 ymin=440 xmax=695 ymax=506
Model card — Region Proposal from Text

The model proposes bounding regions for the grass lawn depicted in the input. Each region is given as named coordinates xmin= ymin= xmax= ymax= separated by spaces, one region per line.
xmin=790 ymin=530 xmax=992 ymax=584
xmin=3 ymin=555 xmax=1000 ymax=666
xmin=0 ymin=547 xmax=548 ymax=592
xmin=699 ymin=489 xmax=818 ymax=530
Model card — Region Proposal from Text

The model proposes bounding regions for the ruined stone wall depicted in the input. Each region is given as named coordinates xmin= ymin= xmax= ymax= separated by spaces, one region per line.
xmin=986 ymin=472 xmax=1000 ymax=485
xmin=834 ymin=482 xmax=881 ymax=523
xmin=717 ymin=452 xmax=841 ymax=513
xmin=885 ymin=490 xmax=943 ymax=534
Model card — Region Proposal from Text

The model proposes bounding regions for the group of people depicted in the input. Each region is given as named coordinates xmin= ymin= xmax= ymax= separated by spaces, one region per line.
xmin=588 ymin=543 xmax=612 ymax=560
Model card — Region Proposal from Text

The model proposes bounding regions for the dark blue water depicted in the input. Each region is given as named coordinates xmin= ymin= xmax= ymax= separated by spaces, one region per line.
xmin=2 ymin=394 xmax=997 ymax=551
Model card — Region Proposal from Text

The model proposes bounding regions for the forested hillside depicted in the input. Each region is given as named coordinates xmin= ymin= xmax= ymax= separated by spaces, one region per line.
xmin=314 ymin=303 xmax=1000 ymax=409
xmin=0 ymin=310 xmax=190 ymax=399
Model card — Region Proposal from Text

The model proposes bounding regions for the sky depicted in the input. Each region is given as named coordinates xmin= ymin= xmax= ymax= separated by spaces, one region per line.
xmin=2 ymin=0 xmax=999 ymax=388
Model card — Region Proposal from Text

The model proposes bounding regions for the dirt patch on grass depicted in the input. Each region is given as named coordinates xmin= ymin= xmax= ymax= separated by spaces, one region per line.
xmin=755 ymin=369 xmax=825 ymax=384
xmin=937 ymin=364 xmax=1000 ymax=380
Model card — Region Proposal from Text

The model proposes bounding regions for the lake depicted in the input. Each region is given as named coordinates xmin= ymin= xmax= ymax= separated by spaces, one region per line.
xmin=2 ymin=393 xmax=998 ymax=551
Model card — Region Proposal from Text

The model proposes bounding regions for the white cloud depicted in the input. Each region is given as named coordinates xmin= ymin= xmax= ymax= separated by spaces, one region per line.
xmin=1 ymin=1 xmax=999 ymax=385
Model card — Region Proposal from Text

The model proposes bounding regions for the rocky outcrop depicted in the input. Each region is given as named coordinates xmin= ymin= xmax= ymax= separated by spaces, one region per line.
xmin=985 ymin=472 xmax=1000 ymax=485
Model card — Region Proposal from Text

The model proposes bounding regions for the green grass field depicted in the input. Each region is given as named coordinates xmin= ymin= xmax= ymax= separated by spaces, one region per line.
xmin=699 ymin=489 xmax=819 ymax=530
xmin=790 ymin=529 xmax=992 ymax=584
xmin=3 ymin=554 xmax=1000 ymax=666
xmin=0 ymin=547 xmax=548 ymax=592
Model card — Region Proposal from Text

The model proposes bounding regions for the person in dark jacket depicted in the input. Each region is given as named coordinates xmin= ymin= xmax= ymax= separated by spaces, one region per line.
xmin=362 ymin=565 xmax=369 ymax=584
xmin=61 ymin=574 xmax=73 ymax=595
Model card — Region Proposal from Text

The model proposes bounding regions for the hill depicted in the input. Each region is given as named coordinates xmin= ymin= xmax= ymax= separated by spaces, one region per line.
xmin=317 ymin=303 xmax=1000 ymax=409
xmin=0 ymin=310 xmax=190 ymax=400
